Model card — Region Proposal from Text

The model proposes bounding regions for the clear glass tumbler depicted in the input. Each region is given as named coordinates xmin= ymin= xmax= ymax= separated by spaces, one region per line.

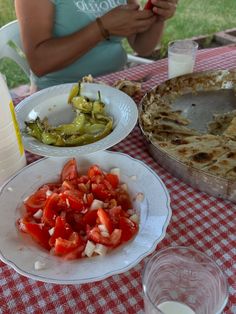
xmin=142 ymin=246 xmax=228 ymax=314
xmin=168 ymin=40 xmax=198 ymax=79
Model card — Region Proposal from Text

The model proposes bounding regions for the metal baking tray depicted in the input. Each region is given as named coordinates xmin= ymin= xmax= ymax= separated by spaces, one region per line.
xmin=139 ymin=69 xmax=236 ymax=202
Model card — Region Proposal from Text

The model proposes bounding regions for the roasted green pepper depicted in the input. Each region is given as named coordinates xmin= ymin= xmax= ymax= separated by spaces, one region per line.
xmin=25 ymin=84 xmax=113 ymax=147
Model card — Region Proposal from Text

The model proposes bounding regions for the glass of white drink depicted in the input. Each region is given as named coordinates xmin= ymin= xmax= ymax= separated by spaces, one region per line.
xmin=168 ymin=40 xmax=198 ymax=79
xmin=142 ymin=246 xmax=228 ymax=314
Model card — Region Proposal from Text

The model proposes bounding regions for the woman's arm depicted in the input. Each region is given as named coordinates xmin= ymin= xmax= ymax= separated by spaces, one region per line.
xmin=15 ymin=0 xmax=156 ymax=77
xmin=15 ymin=0 xmax=106 ymax=76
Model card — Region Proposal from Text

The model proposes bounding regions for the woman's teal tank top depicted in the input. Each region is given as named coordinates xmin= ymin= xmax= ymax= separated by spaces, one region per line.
xmin=32 ymin=0 xmax=127 ymax=89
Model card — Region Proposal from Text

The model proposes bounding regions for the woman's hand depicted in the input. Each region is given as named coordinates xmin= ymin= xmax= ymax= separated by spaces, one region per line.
xmin=101 ymin=4 xmax=157 ymax=37
xmin=151 ymin=0 xmax=178 ymax=21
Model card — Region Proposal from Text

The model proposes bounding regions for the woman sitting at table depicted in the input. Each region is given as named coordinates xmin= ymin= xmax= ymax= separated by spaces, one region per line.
xmin=15 ymin=0 xmax=177 ymax=90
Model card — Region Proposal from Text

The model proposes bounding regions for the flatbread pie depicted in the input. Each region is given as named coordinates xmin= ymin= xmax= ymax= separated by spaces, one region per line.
xmin=80 ymin=74 xmax=142 ymax=96
xmin=140 ymin=95 xmax=236 ymax=180
xmin=166 ymin=135 xmax=228 ymax=168
xmin=202 ymin=150 xmax=236 ymax=180
xmin=112 ymin=79 xmax=141 ymax=96
xmin=223 ymin=116 xmax=236 ymax=139
xmin=208 ymin=110 xmax=236 ymax=135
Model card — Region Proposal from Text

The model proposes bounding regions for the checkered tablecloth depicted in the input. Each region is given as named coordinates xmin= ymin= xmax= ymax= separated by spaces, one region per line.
xmin=1 ymin=46 xmax=236 ymax=314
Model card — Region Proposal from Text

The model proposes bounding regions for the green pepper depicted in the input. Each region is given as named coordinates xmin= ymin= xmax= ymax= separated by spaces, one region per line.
xmin=41 ymin=131 xmax=65 ymax=146
xmin=84 ymin=123 xmax=106 ymax=135
xmin=92 ymin=91 xmax=105 ymax=115
xmin=63 ymin=119 xmax=113 ymax=146
xmin=71 ymin=96 xmax=93 ymax=113
xmin=25 ymin=117 xmax=44 ymax=141
xmin=52 ymin=113 xmax=86 ymax=135
xmin=68 ymin=83 xmax=79 ymax=104
xmin=94 ymin=113 xmax=112 ymax=123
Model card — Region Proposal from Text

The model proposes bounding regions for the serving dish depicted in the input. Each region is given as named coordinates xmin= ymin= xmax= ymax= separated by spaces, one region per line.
xmin=0 ymin=150 xmax=171 ymax=284
xmin=139 ymin=69 xmax=236 ymax=202
xmin=15 ymin=83 xmax=138 ymax=157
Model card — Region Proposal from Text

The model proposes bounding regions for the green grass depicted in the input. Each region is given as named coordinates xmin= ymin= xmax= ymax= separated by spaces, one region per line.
xmin=160 ymin=0 xmax=236 ymax=51
xmin=1 ymin=0 xmax=236 ymax=88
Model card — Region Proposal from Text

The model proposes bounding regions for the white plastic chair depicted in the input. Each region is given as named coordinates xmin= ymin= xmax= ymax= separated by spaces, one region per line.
xmin=0 ymin=20 xmax=31 ymax=79
xmin=127 ymin=53 xmax=154 ymax=66
xmin=0 ymin=20 xmax=153 ymax=81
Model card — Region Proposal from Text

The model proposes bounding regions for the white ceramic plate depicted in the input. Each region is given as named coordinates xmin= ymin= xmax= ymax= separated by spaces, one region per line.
xmin=0 ymin=151 xmax=171 ymax=284
xmin=15 ymin=83 xmax=138 ymax=157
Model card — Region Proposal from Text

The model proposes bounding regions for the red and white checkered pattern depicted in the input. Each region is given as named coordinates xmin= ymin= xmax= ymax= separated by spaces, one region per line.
xmin=2 ymin=46 xmax=236 ymax=314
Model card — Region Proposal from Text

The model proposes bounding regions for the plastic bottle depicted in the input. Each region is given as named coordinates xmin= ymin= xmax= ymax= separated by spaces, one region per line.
xmin=0 ymin=73 xmax=26 ymax=186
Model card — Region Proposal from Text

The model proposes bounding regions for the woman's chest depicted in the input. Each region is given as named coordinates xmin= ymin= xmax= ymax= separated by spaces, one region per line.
xmin=54 ymin=0 xmax=127 ymax=35
xmin=73 ymin=0 xmax=127 ymax=16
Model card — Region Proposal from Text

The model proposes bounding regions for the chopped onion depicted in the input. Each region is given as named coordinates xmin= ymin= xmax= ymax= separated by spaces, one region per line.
xmin=94 ymin=244 xmax=108 ymax=256
xmin=33 ymin=209 xmax=43 ymax=219
xmin=34 ymin=260 xmax=46 ymax=270
xmin=65 ymin=198 xmax=70 ymax=208
xmin=110 ymin=168 xmax=120 ymax=180
xmin=7 ymin=187 xmax=13 ymax=192
xmin=135 ymin=192 xmax=144 ymax=202
xmin=101 ymin=231 xmax=110 ymax=238
xmin=129 ymin=175 xmax=137 ymax=181
xmin=127 ymin=209 xmax=135 ymax=216
xmin=46 ymin=190 xmax=53 ymax=197
xmin=83 ymin=194 xmax=87 ymax=203
xmin=48 ymin=227 xmax=55 ymax=236
xmin=60 ymin=211 xmax=66 ymax=218
xmin=98 ymin=224 xmax=108 ymax=233
xmin=19 ymin=219 xmax=26 ymax=232
xmin=84 ymin=240 xmax=96 ymax=258
xmin=121 ymin=183 xmax=128 ymax=191
xmin=129 ymin=214 xmax=139 ymax=224
xmin=90 ymin=199 xmax=104 ymax=210
xmin=23 ymin=196 xmax=29 ymax=202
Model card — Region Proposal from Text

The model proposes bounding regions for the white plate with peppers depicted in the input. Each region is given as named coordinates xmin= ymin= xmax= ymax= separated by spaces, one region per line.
xmin=16 ymin=83 xmax=138 ymax=157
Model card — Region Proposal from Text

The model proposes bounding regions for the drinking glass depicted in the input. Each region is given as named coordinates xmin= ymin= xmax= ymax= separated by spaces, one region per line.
xmin=168 ymin=40 xmax=198 ymax=79
xmin=142 ymin=246 xmax=228 ymax=314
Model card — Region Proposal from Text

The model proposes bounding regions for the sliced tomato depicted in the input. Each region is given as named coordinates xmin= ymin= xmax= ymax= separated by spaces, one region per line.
xmin=119 ymin=217 xmax=138 ymax=242
xmin=23 ymin=222 xmax=50 ymax=250
xmin=63 ymin=244 xmax=85 ymax=260
xmin=42 ymin=193 xmax=60 ymax=227
xmin=103 ymin=179 xmax=113 ymax=191
xmin=105 ymin=173 xmax=119 ymax=189
xmin=87 ymin=165 xmax=102 ymax=178
xmin=77 ymin=175 xmax=89 ymax=184
xmin=86 ymin=193 xmax=94 ymax=206
xmin=43 ymin=183 xmax=62 ymax=193
xmin=109 ymin=206 xmax=125 ymax=227
xmin=88 ymin=226 xmax=111 ymax=246
xmin=78 ymin=183 xmax=89 ymax=193
xmin=49 ymin=216 xmax=73 ymax=246
xmin=61 ymin=180 xmax=77 ymax=191
xmin=92 ymin=183 xmax=111 ymax=201
xmin=116 ymin=189 xmax=133 ymax=211
xmin=18 ymin=158 xmax=139 ymax=260
xmin=90 ymin=174 xmax=104 ymax=184
xmin=54 ymin=232 xmax=82 ymax=256
xmin=60 ymin=190 xmax=84 ymax=212
xmin=83 ymin=210 xmax=98 ymax=227
xmin=24 ymin=185 xmax=48 ymax=214
xmin=97 ymin=207 xmax=113 ymax=234
xmin=144 ymin=0 xmax=154 ymax=10
xmin=61 ymin=158 xmax=78 ymax=182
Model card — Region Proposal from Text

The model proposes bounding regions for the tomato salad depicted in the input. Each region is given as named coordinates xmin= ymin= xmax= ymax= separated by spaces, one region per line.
xmin=17 ymin=159 xmax=139 ymax=260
